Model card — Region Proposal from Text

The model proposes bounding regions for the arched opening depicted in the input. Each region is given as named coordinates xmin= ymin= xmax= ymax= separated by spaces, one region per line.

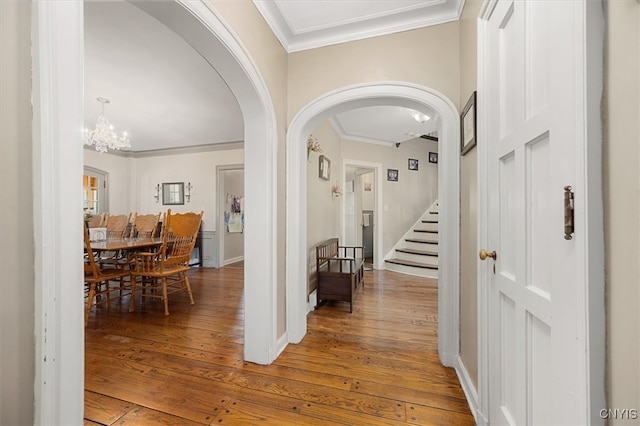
xmin=34 ymin=1 xmax=278 ymax=422
xmin=286 ymin=82 xmax=460 ymax=366
xmin=134 ymin=0 xmax=279 ymax=364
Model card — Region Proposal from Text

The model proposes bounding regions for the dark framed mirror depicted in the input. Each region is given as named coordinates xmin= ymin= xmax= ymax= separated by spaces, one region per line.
xmin=162 ymin=182 xmax=184 ymax=205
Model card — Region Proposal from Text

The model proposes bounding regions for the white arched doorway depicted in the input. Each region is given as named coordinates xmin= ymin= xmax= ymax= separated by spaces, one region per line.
xmin=286 ymin=82 xmax=460 ymax=366
xmin=33 ymin=1 xmax=278 ymax=423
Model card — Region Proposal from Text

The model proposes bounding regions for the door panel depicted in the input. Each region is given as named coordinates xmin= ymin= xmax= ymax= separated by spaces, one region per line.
xmin=498 ymin=1 xmax=520 ymax=140
xmin=526 ymin=134 xmax=551 ymax=296
xmin=527 ymin=313 xmax=552 ymax=425
xmin=486 ymin=1 xmax=589 ymax=424
xmin=525 ymin=1 xmax=550 ymax=118
xmin=499 ymin=293 xmax=517 ymax=423
xmin=498 ymin=152 xmax=517 ymax=278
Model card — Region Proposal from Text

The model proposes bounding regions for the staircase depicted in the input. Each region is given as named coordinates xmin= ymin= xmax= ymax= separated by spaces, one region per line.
xmin=384 ymin=204 xmax=439 ymax=279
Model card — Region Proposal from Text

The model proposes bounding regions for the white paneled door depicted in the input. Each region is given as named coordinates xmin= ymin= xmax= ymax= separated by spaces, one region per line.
xmin=483 ymin=1 xmax=595 ymax=424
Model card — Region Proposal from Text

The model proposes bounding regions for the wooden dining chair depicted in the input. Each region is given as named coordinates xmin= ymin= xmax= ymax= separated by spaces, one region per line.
xmin=83 ymin=225 xmax=132 ymax=326
xmin=86 ymin=212 xmax=105 ymax=228
xmin=130 ymin=212 xmax=161 ymax=239
xmin=105 ymin=212 xmax=132 ymax=239
xmin=130 ymin=209 xmax=204 ymax=316
xmin=99 ymin=212 xmax=132 ymax=266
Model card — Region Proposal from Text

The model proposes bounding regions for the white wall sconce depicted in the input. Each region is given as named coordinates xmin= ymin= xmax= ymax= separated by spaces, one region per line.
xmin=154 ymin=184 xmax=160 ymax=203
xmin=185 ymin=182 xmax=192 ymax=203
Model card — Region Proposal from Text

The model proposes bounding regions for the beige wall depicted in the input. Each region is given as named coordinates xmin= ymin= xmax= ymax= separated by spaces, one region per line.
xmin=458 ymin=0 xmax=484 ymax=392
xmin=605 ymin=1 xmax=640 ymax=422
xmin=287 ymin=22 xmax=461 ymax=120
xmin=342 ymin=138 xmax=439 ymax=255
xmin=0 ymin=2 xmax=34 ymax=425
xmin=307 ymin=122 xmax=343 ymax=293
xmin=289 ymin=22 xmax=458 ymax=302
xmin=306 ymin=122 xmax=438 ymax=295
xmin=134 ymin=150 xmax=238 ymax=227
xmin=84 ymin=148 xmax=245 ymax=233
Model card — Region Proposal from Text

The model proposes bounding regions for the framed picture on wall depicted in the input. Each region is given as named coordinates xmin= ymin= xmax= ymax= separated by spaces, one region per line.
xmin=461 ymin=91 xmax=477 ymax=155
xmin=429 ymin=152 xmax=438 ymax=164
xmin=408 ymin=158 xmax=419 ymax=170
xmin=162 ymin=182 xmax=184 ymax=205
xmin=387 ymin=169 xmax=399 ymax=182
xmin=319 ymin=155 xmax=331 ymax=180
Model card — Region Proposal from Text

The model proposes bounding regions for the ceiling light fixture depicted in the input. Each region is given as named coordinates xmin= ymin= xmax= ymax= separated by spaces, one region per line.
xmin=411 ymin=111 xmax=430 ymax=123
xmin=84 ymin=97 xmax=131 ymax=153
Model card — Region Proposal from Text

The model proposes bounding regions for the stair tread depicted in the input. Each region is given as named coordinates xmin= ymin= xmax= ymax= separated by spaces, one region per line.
xmin=406 ymin=238 xmax=439 ymax=244
xmin=429 ymin=211 xmax=438 ymax=214
xmin=421 ymin=220 xmax=438 ymax=224
xmin=396 ymin=248 xmax=438 ymax=256
xmin=414 ymin=229 xmax=438 ymax=233
xmin=385 ymin=258 xmax=438 ymax=269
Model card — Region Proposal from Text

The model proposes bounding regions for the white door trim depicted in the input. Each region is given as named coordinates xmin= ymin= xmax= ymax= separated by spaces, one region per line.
xmin=286 ymin=82 xmax=461 ymax=367
xmin=476 ymin=1 xmax=605 ymax=424
xmin=216 ymin=164 xmax=244 ymax=268
xmin=32 ymin=2 xmax=85 ymax=424
xmin=34 ymin=1 xmax=279 ymax=423
xmin=341 ymin=160 xmax=384 ymax=270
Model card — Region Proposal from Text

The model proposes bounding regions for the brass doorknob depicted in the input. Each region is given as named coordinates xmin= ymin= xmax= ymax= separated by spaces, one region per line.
xmin=479 ymin=249 xmax=497 ymax=261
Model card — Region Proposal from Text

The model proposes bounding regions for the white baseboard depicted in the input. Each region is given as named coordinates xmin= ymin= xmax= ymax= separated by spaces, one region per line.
xmin=307 ymin=290 xmax=317 ymax=313
xmin=223 ymin=255 xmax=244 ymax=266
xmin=203 ymin=258 xmax=218 ymax=268
xmin=454 ymin=355 xmax=484 ymax=426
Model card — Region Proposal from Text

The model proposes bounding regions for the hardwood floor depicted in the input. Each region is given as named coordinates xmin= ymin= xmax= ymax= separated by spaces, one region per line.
xmin=85 ymin=264 xmax=474 ymax=425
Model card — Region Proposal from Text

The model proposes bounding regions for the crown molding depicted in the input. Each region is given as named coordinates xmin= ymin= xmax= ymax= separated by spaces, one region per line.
xmin=83 ymin=140 xmax=244 ymax=158
xmin=254 ymin=0 xmax=466 ymax=53
xmin=328 ymin=116 xmax=396 ymax=147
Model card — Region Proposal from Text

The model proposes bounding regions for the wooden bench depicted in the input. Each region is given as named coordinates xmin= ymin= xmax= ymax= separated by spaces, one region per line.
xmin=315 ymin=238 xmax=365 ymax=313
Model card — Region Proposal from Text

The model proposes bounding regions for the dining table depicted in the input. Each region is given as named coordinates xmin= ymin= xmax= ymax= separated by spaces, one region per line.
xmin=88 ymin=237 xmax=163 ymax=252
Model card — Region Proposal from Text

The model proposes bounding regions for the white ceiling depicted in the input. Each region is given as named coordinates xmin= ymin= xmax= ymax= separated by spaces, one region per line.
xmin=84 ymin=1 xmax=244 ymax=153
xmin=84 ymin=1 xmax=452 ymax=153
xmin=332 ymin=105 xmax=438 ymax=146
xmin=253 ymin=0 xmax=465 ymax=53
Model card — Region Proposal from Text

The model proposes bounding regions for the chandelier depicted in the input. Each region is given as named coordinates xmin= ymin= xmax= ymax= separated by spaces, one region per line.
xmin=84 ymin=97 xmax=131 ymax=153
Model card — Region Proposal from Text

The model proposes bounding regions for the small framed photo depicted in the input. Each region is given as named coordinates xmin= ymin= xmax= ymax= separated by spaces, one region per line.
xmin=461 ymin=91 xmax=477 ymax=155
xmin=429 ymin=152 xmax=438 ymax=164
xmin=387 ymin=169 xmax=399 ymax=182
xmin=408 ymin=158 xmax=419 ymax=170
xmin=319 ymin=155 xmax=331 ymax=180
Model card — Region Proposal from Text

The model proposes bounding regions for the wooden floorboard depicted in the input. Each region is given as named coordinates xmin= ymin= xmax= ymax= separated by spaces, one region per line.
xmin=85 ymin=265 xmax=474 ymax=425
